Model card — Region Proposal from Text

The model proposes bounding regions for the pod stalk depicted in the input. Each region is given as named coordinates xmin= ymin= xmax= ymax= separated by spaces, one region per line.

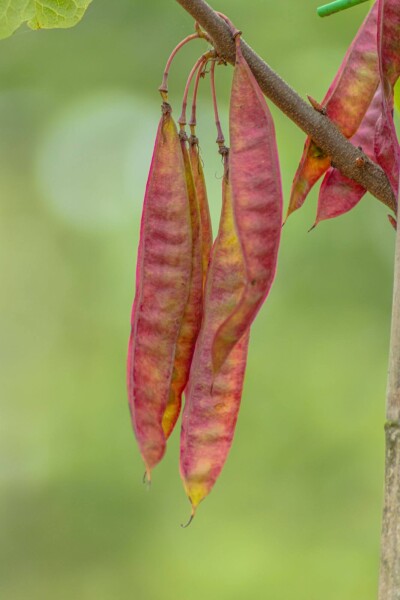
xmin=159 ymin=32 xmax=211 ymax=100
xmin=190 ymin=55 xmax=208 ymax=129
xmin=179 ymin=51 xmax=215 ymax=127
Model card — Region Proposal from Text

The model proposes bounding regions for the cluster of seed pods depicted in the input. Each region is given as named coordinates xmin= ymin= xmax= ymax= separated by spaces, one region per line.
xmin=288 ymin=0 xmax=399 ymax=229
xmin=127 ymin=22 xmax=282 ymax=521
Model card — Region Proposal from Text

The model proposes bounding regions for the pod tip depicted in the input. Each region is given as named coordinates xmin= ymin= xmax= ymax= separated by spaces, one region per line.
xmin=181 ymin=507 xmax=196 ymax=529
xmin=143 ymin=467 xmax=152 ymax=490
xmin=308 ymin=222 xmax=317 ymax=233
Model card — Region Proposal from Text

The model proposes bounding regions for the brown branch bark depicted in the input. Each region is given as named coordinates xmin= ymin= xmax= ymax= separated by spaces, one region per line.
xmin=176 ymin=0 xmax=396 ymax=212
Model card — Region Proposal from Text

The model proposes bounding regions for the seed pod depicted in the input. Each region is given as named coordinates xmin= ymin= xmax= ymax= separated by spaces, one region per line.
xmin=374 ymin=0 xmax=400 ymax=199
xmin=287 ymin=2 xmax=379 ymax=218
xmin=212 ymin=35 xmax=282 ymax=374
xmin=180 ymin=160 xmax=249 ymax=517
xmin=189 ymin=135 xmax=213 ymax=287
xmin=314 ymin=86 xmax=382 ymax=226
xmin=377 ymin=0 xmax=400 ymax=87
xmin=162 ymin=131 xmax=203 ymax=439
xmin=127 ymin=103 xmax=192 ymax=478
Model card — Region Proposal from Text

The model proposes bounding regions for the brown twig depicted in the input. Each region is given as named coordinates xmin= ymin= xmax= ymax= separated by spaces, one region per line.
xmin=175 ymin=0 xmax=396 ymax=212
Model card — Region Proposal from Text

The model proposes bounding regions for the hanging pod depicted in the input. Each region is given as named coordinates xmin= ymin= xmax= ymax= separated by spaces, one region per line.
xmin=161 ymin=130 xmax=204 ymax=439
xmin=180 ymin=33 xmax=283 ymax=518
xmin=287 ymin=2 xmax=379 ymax=218
xmin=180 ymin=154 xmax=249 ymax=519
xmin=127 ymin=102 xmax=192 ymax=479
xmin=212 ymin=35 xmax=283 ymax=374
xmin=374 ymin=0 xmax=400 ymax=200
xmin=189 ymin=134 xmax=213 ymax=288
xmin=314 ymin=86 xmax=383 ymax=226
xmin=161 ymin=55 xmax=214 ymax=439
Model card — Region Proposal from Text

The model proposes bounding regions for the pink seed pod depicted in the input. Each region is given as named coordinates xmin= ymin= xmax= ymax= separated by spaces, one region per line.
xmin=287 ymin=2 xmax=379 ymax=219
xmin=189 ymin=135 xmax=213 ymax=288
xmin=315 ymin=86 xmax=383 ymax=226
xmin=377 ymin=0 xmax=400 ymax=88
xmin=161 ymin=131 xmax=204 ymax=440
xmin=374 ymin=0 xmax=400 ymax=200
xmin=180 ymin=157 xmax=249 ymax=520
xmin=127 ymin=103 xmax=192 ymax=479
xmin=212 ymin=35 xmax=282 ymax=375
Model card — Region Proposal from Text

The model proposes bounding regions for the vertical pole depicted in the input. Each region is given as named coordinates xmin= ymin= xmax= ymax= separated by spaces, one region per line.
xmin=379 ymin=213 xmax=400 ymax=600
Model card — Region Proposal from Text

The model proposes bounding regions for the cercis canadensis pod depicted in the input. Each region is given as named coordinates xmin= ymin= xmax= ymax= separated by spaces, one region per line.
xmin=212 ymin=34 xmax=282 ymax=374
xmin=127 ymin=102 xmax=192 ymax=479
xmin=180 ymin=155 xmax=250 ymax=518
xmin=162 ymin=54 xmax=215 ymax=440
xmin=161 ymin=128 xmax=203 ymax=440
xmin=314 ymin=86 xmax=383 ymax=226
xmin=189 ymin=134 xmax=213 ymax=287
xmin=127 ymin=5 xmax=398 ymax=521
xmin=287 ymin=2 xmax=379 ymax=218
xmin=374 ymin=0 xmax=400 ymax=199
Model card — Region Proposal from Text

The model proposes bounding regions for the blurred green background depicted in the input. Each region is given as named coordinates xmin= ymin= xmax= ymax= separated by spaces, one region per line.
xmin=0 ymin=1 xmax=394 ymax=598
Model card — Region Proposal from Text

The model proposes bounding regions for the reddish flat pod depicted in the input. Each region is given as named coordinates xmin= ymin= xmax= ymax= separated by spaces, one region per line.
xmin=289 ymin=138 xmax=331 ymax=217
xmin=374 ymin=0 xmax=400 ymax=199
xmin=377 ymin=0 xmax=400 ymax=87
xmin=212 ymin=35 xmax=282 ymax=374
xmin=314 ymin=86 xmax=383 ymax=226
xmin=127 ymin=103 xmax=192 ymax=478
xmin=162 ymin=132 xmax=204 ymax=439
xmin=180 ymin=159 xmax=249 ymax=518
xmin=287 ymin=2 xmax=379 ymax=218
xmin=189 ymin=135 xmax=213 ymax=287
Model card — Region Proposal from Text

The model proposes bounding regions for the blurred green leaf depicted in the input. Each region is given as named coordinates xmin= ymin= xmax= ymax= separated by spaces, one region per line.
xmin=0 ymin=0 xmax=92 ymax=40
xmin=0 ymin=0 xmax=34 ymax=38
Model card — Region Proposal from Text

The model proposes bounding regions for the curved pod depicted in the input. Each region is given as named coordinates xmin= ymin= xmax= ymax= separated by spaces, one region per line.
xmin=127 ymin=103 xmax=192 ymax=478
xmin=315 ymin=86 xmax=383 ymax=225
xmin=212 ymin=37 xmax=283 ymax=374
xmin=189 ymin=135 xmax=213 ymax=287
xmin=162 ymin=133 xmax=204 ymax=439
xmin=180 ymin=164 xmax=249 ymax=517
xmin=288 ymin=3 xmax=379 ymax=218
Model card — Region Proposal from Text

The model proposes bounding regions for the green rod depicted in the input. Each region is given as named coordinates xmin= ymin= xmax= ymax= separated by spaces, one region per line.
xmin=317 ymin=0 xmax=369 ymax=17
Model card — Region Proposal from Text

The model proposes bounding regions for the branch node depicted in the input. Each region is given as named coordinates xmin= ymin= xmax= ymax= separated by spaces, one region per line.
xmin=307 ymin=95 xmax=327 ymax=115
xmin=355 ymin=156 xmax=365 ymax=168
